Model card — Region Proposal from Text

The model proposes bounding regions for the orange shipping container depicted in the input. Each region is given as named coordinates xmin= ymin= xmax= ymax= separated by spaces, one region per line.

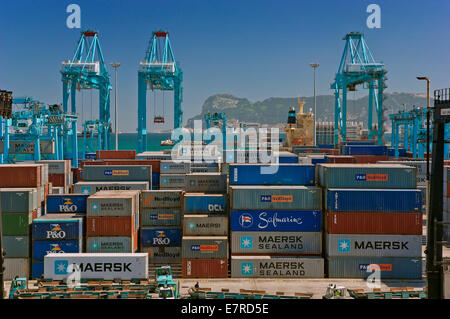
xmin=48 ymin=174 xmax=65 ymax=187
xmin=326 ymin=155 xmax=356 ymax=164
xmin=182 ymin=259 xmax=228 ymax=278
xmin=86 ymin=215 xmax=138 ymax=237
xmin=0 ymin=165 xmax=41 ymax=187
xmin=352 ymin=155 xmax=389 ymax=164
xmin=96 ymin=150 xmax=136 ymax=160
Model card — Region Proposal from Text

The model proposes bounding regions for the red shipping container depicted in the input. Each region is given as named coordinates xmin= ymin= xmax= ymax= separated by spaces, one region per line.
xmin=182 ymin=259 xmax=228 ymax=278
xmin=0 ymin=165 xmax=41 ymax=187
xmin=352 ymin=155 xmax=389 ymax=164
xmin=326 ymin=212 xmax=423 ymax=235
xmin=96 ymin=150 xmax=136 ymax=160
xmin=48 ymin=174 xmax=65 ymax=187
xmin=326 ymin=155 xmax=356 ymax=164
xmin=83 ymin=159 xmax=161 ymax=173
xmin=86 ymin=215 xmax=137 ymax=237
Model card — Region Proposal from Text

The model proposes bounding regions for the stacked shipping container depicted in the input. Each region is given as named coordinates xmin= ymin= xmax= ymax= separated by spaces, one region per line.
xmin=86 ymin=190 xmax=140 ymax=253
xmin=140 ymin=190 xmax=183 ymax=264
xmin=159 ymin=160 xmax=190 ymax=189
xmin=228 ymin=164 xmax=325 ymax=278
xmin=319 ymin=164 xmax=423 ymax=279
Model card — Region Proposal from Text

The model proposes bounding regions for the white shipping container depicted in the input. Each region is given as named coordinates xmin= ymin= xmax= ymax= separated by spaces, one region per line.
xmin=44 ymin=253 xmax=148 ymax=280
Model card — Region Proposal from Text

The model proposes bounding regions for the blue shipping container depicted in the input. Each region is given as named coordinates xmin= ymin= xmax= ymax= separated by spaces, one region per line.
xmin=230 ymin=210 xmax=321 ymax=232
xmin=32 ymin=261 xmax=44 ymax=279
xmin=312 ymin=158 xmax=328 ymax=165
xmin=152 ymin=173 xmax=160 ymax=186
xmin=327 ymin=257 xmax=422 ymax=279
xmin=141 ymin=228 xmax=182 ymax=247
xmin=32 ymin=240 xmax=82 ymax=260
xmin=46 ymin=194 xmax=88 ymax=214
xmin=184 ymin=194 xmax=227 ymax=213
xmin=326 ymin=189 xmax=422 ymax=212
xmin=387 ymin=148 xmax=407 ymax=157
xmin=343 ymin=145 xmax=387 ymax=156
xmin=229 ymin=164 xmax=315 ymax=185
xmin=32 ymin=218 xmax=83 ymax=240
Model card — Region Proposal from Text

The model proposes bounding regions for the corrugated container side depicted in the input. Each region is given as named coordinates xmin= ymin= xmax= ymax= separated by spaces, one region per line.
xmin=182 ymin=259 xmax=228 ymax=278
xmin=4 ymin=258 xmax=29 ymax=280
xmin=230 ymin=210 xmax=322 ymax=232
xmin=325 ymin=189 xmax=422 ymax=212
xmin=74 ymin=181 xmax=149 ymax=195
xmin=326 ymin=234 xmax=422 ymax=257
xmin=32 ymin=240 xmax=82 ymax=260
xmin=87 ymin=237 xmax=136 ymax=253
xmin=231 ymin=231 xmax=321 ymax=255
xmin=327 ymin=257 xmax=422 ymax=279
xmin=183 ymin=193 xmax=227 ymax=214
xmin=83 ymin=165 xmax=151 ymax=182
xmin=159 ymin=174 xmax=186 ymax=188
xmin=32 ymin=218 xmax=83 ymax=240
xmin=160 ymin=161 xmax=191 ymax=174
xmin=86 ymin=216 xmax=137 ymax=237
xmin=319 ymin=164 xmax=417 ymax=188
xmin=0 ymin=165 xmax=41 ymax=187
xmin=325 ymin=212 xmax=422 ymax=235
xmin=230 ymin=186 xmax=321 ymax=210
xmin=325 ymin=155 xmax=356 ymax=164
xmin=141 ymin=209 xmax=182 ymax=227
xmin=183 ymin=215 xmax=228 ymax=236
xmin=2 ymin=212 xmax=32 ymax=236
xmin=141 ymin=246 xmax=181 ymax=263
xmin=46 ymin=194 xmax=88 ymax=214
xmin=182 ymin=236 xmax=228 ymax=259
xmin=185 ymin=173 xmax=227 ymax=193
xmin=0 ymin=188 xmax=36 ymax=213
xmin=140 ymin=190 xmax=182 ymax=209
xmin=140 ymin=227 xmax=182 ymax=247
xmin=83 ymin=160 xmax=161 ymax=173
xmin=37 ymin=160 xmax=67 ymax=175
xmin=3 ymin=236 xmax=29 ymax=257
xmin=229 ymin=164 xmax=315 ymax=186
xmin=231 ymin=256 xmax=324 ymax=278
xmin=96 ymin=150 xmax=136 ymax=160
xmin=32 ymin=261 xmax=44 ymax=279
xmin=44 ymin=253 xmax=148 ymax=280
xmin=87 ymin=193 xmax=138 ymax=217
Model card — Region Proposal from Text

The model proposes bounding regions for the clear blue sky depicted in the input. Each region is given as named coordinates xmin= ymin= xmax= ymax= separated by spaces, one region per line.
xmin=1 ymin=0 xmax=449 ymax=132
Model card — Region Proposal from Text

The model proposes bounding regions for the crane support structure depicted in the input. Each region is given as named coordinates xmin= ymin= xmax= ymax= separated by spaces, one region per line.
xmin=331 ymin=32 xmax=387 ymax=146
xmin=61 ymin=30 xmax=111 ymax=167
xmin=138 ymin=30 xmax=183 ymax=153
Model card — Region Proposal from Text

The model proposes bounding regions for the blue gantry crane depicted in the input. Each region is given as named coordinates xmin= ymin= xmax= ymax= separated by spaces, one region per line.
xmin=138 ymin=30 xmax=183 ymax=153
xmin=331 ymin=32 xmax=387 ymax=146
xmin=61 ymin=29 xmax=112 ymax=167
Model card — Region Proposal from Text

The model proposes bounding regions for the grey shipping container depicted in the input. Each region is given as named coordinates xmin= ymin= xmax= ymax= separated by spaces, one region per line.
xmin=327 ymin=256 xmax=422 ymax=279
xmin=185 ymin=173 xmax=227 ymax=193
xmin=160 ymin=161 xmax=191 ymax=174
xmin=52 ymin=187 xmax=65 ymax=194
xmin=37 ymin=160 xmax=68 ymax=175
xmin=160 ymin=174 xmax=186 ymax=189
xmin=231 ymin=232 xmax=321 ymax=255
xmin=326 ymin=234 xmax=422 ymax=257
xmin=140 ymin=190 xmax=182 ymax=209
xmin=4 ymin=258 xmax=29 ymax=280
xmin=318 ymin=164 xmax=417 ymax=189
xmin=83 ymin=165 xmax=152 ymax=182
xmin=87 ymin=237 xmax=133 ymax=253
xmin=141 ymin=209 xmax=182 ymax=227
xmin=377 ymin=161 xmax=429 ymax=185
xmin=141 ymin=246 xmax=181 ymax=263
xmin=87 ymin=191 xmax=139 ymax=217
xmin=182 ymin=236 xmax=228 ymax=259
xmin=0 ymin=188 xmax=37 ymax=213
xmin=231 ymin=256 xmax=324 ymax=278
xmin=183 ymin=215 xmax=228 ymax=236
xmin=190 ymin=166 xmax=220 ymax=173
xmin=3 ymin=236 xmax=29 ymax=258
xmin=230 ymin=186 xmax=321 ymax=210
xmin=74 ymin=181 xmax=149 ymax=195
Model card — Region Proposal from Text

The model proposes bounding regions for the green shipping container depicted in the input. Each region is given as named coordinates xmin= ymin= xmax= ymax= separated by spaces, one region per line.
xmin=0 ymin=188 xmax=37 ymax=213
xmin=2 ymin=212 xmax=32 ymax=236
xmin=318 ymin=164 xmax=417 ymax=189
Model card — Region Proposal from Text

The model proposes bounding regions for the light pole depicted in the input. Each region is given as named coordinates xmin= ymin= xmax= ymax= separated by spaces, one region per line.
xmin=110 ymin=62 xmax=121 ymax=150
xmin=417 ymin=77 xmax=430 ymax=201
xmin=310 ymin=63 xmax=319 ymax=146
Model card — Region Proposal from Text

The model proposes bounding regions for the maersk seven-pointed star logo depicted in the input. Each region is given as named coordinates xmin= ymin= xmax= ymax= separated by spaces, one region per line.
xmin=91 ymin=242 xmax=98 ymax=250
xmin=240 ymin=236 xmax=252 ymax=249
xmin=241 ymin=263 xmax=253 ymax=276
xmin=338 ymin=239 xmax=351 ymax=252
xmin=188 ymin=223 xmax=195 ymax=230
xmin=55 ymin=260 xmax=68 ymax=275
xmin=91 ymin=203 xmax=99 ymax=210
xmin=81 ymin=187 xmax=91 ymax=194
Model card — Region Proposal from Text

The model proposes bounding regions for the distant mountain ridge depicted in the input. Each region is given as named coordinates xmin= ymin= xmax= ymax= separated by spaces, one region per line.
xmin=186 ymin=92 xmax=430 ymax=127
